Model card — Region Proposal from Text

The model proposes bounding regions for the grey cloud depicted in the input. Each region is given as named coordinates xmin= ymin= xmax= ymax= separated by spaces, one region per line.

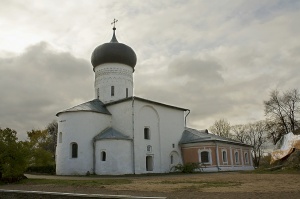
xmin=0 ymin=42 xmax=93 ymax=139
xmin=168 ymin=57 xmax=223 ymax=85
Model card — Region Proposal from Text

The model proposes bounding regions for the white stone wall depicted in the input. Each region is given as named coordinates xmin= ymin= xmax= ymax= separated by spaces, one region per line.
xmin=94 ymin=63 xmax=133 ymax=103
xmin=56 ymin=111 xmax=111 ymax=175
xmin=133 ymin=100 xmax=185 ymax=174
xmin=106 ymin=100 xmax=133 ymax=138
xmin=95 ymin=139 xmax=133 ymax=175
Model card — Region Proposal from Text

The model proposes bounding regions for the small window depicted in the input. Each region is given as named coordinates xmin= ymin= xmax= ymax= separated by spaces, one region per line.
xmin=172 ymin=144 xmax=175 ymax=148
xmin=147 ymin=145 xmax=152 ymax=152
xmin=222 ymin=150 xmax=227 ymax=163
xmin=146 ymin=156 xmax=153 ymax=171
xmin=144 ymin=127 xmax=150 ymax=139
xmin=235 ymin=151 xmax=239 ymax=164
xmin=170 ymin=155 xmax=174 ymax=164
xmin=71 ymin=143 xmax=78 ymax=158
xmin=244 ymin=152 xmax=249 ymax=164
xmin=59 ymin=132 xmax=62 ymax=143
xmin=111 ymin=86 xmax=114 ymax=96
xmin=126 ymin=88 xmax=128 ymax=98
xmin=97 ymin=88 xmax=100 ymax=99
xmin=200 ymin=151 xmax=209 ymax=163
xmin=101 ymin=151 xmax=106 ymax=161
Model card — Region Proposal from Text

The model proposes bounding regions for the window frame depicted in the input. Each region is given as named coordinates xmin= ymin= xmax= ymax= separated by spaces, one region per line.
xmin=147 ymin=145 xmax=152 ymax=153
xmin=58 ymin=132 xmax=62 ymax=143
xmin=198 ymin=149 xmax=212 ymax=165
xmin=111 ymin=86 xmax=114 ymax=96
xmin=144 ymin=127 xmax=150 ymax=140
xmin=101 ymin=151 xmax=106 ymax=161
xmin=235 ymin=151 xmax=239 ymax=164
xmin=244 ymin=152 xmax=249 ymax=164
xmin=222 ymin=149 xmax=228 ymax=164
xmin=70 ymin=142 xmax=78 ymax=158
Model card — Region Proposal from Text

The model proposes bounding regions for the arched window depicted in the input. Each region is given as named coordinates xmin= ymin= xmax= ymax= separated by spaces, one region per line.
xmin=126 ymin=88 xmax=128 ymax=98
xmin=235 ymin=151 xmax=239 ymax=164
xmin=170 ymin=155 xmax=174 ymax=164
xmin=222 ymin=150 xmax=227 ymax=163
xmin=71 ymin=143 xmax=78 ymax=158
xmin=97 ymin=88 xmax=100 ymax=99
xmin=58 ymin=132 xmax=62 ymax=143
xmin=244 ymin=152 xmax=249 ymax=164
xmin=199 ymin=151 xmax=210 ymax=164
xmin=101 ymin=151 xmax=106 ymax=161
xmin=147 ymin=145 xmax=152 ymax=152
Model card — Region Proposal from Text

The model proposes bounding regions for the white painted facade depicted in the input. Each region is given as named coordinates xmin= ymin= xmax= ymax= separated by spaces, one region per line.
xmin=94 ymin=63 xmax=133 ymax=103
xmin=56 ymin=111 xmax=111 ymax=175
xmin=95 ymin=139 xmax=133 ymax=175
xmin=56 ymin=96 xmax=186 ymax=175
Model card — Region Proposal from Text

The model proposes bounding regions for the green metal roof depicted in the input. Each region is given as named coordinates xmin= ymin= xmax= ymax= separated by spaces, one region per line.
xmin=56 ymin=99 xmax=111 ymax=116
xmin=179 ymin=127 xmax=252 ymax=147
xmin=94 ymin=127 xmax=131 ymax=141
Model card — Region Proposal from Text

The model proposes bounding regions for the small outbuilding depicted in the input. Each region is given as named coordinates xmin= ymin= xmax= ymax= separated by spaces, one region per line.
xmin=180 ymin=128 xmax=254 ymax=171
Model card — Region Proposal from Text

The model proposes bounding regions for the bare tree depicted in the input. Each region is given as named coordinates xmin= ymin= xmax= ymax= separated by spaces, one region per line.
xmin=231 ymin=121 xmax=267 ymax=167
xmin=209 ymin=119 xmax=231 ymax=138
xmin=231 ymin=124 xmax=249 ymax=143
xmin=247 ymin=121 xmax=267 ymax=167
xmin=264 ymin=89 xmax=300 ymax=144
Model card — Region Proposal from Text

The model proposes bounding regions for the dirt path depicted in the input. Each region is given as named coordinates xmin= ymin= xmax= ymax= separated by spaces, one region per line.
xmin=2 ymin=172 xmax=300 ymax=198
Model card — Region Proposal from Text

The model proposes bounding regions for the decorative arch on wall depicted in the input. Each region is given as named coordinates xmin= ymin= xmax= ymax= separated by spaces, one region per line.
xmin=138 ymin=105 xmax=161 ymax=140
xmin=169 ymin=151 xmax=180 ymax=165
xmin=138 ymin=105 xmax=160 ymax=122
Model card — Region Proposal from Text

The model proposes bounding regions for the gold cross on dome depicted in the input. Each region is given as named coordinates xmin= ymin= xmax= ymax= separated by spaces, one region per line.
xmin=111 ymin=18 xmax=118 ymax=29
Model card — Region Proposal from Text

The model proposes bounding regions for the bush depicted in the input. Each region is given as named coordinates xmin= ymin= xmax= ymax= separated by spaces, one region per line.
xmin=283 ymin=149 xmax=300 ymax=170
xmin=0 ymin=128 xmax=30 ymax=181
xmin=1 ymin=174 xmax=27 ymax=184
xmin=26 ymin=165 xmax=56 ymax=174
xmin=259 ymin=154 xmax=272 ymax=168
xmin=171 ymin=162 xmax=205 ymax=173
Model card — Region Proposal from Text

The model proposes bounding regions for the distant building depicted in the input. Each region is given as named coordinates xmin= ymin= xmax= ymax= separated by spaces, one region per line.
xmin=180 ymin=128 xmax=253 ymax=171
xmin=55 ymin=26 xmax=254 ymax=175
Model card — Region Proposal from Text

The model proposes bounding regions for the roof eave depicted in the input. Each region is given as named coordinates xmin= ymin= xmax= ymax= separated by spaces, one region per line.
xmin=180 ymin=139 xmax=253 ymax=147
xmin=56 ymin=110 xmax=112 ymax=117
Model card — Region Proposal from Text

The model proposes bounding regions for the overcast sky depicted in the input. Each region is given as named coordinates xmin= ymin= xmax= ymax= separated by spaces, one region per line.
xmin=0 ymin=0 xmax=299 ymax=140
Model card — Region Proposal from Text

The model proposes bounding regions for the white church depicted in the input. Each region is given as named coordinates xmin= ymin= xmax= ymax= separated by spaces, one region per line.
xmin=55 ymin=24 xmax=254 ymax=175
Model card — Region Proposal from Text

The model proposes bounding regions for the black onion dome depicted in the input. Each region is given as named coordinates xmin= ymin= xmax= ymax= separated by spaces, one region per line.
xmin=91 ymin=29 xmax=137 ymax=70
